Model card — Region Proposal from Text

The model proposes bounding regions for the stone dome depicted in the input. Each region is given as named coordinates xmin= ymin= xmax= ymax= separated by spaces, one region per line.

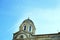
xmin=19 ymin=18 xmax=36 ymax=34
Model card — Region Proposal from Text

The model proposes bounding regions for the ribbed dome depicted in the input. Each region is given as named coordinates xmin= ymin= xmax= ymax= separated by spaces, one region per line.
xmin=19 ymin=18 xmax=36 ymax=34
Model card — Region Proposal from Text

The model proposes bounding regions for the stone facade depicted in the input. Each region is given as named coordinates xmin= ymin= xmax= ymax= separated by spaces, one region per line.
xmin=13 ymin=18 xmax=60 ymax=40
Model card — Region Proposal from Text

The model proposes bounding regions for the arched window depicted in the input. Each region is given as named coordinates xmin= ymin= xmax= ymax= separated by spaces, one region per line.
xmin=29 ymin=26 xmax=31 ymax=31
xmin=20 ymin=35 xmax=23 ymax=38
xmin=24 ymin=25 xmax=26 ymax=30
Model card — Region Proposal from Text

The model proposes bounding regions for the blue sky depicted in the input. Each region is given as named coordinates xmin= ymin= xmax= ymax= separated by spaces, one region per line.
xmin=0 ymin=0 xmax=60 ymax=40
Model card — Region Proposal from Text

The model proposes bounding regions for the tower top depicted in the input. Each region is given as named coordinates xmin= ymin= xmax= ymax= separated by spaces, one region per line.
xmin=19 ymin=18 xmax=36 ymax=34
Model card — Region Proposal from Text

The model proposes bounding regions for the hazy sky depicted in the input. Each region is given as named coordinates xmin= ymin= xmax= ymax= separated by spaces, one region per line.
xmin=0 ymin=0 xmax=60 ymax=40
